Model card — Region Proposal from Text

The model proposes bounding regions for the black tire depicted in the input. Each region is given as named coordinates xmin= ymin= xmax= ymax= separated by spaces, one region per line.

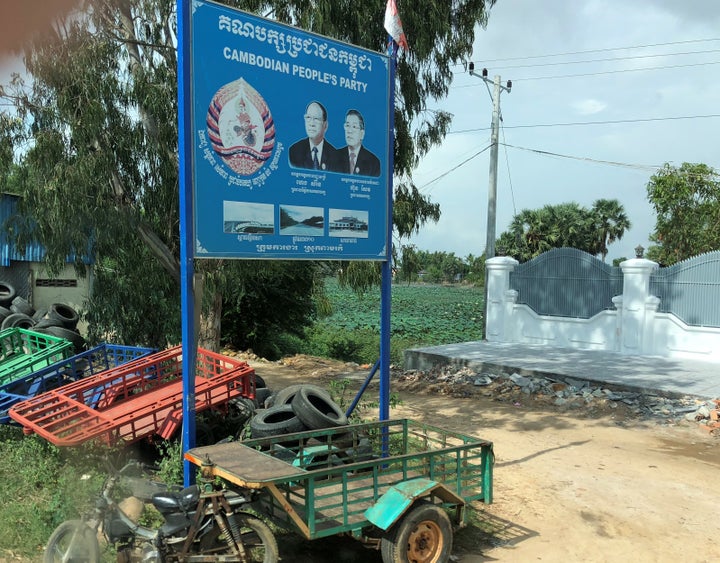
xmin=0 ymin=306 xmax=11 ymax=321
xmin=10 ymin=296 xmax=34 ymax=316
xmin=291 ymin=386 xmax=348 ymax=430
xmin=255 ymin=387 xmax=272 ymax=408
xmin=32 ymin=307 xmax=48 ymax=322
xmin=380 ymin=501 xmax=453 ymax=563
xmin=227 ymin=396 xmax=256 ymax=429
xmin=44 ymin=519 xmax=100 ymax=563
xmin=48 ymin=303 xmax=80 ymax=330
xmin=35 ymin=325 xmax=86 ymax=353
xmin=249 ymin=404 xmax=306 ymax=438
xmin=0 ymin=282 xmax=16 ymax=307
xmin=1 ymin=312 xmax=35 ymax=330
xmin=273 ymin=383 xmax=331 ymax=407
xmin=199 ymin=514 xmax=278 ymax=562
xmin=255 ymin=374 xmax=267 ymax=388
xmin=34 ymin=317 xmax=66 ymax=330
xmin=196 ymin=420 xmax=215 ymax=446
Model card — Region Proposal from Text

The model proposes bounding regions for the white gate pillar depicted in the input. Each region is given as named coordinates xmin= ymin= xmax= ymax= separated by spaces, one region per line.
xmin=619 ymin=258 xmax=658 ymax=354
xmin=486 ymin=256 xmax=519 ymax=342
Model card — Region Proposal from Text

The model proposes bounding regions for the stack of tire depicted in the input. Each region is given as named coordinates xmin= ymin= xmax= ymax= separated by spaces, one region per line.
xmin=0 ymin=282 xmax=85 ymax=353
xmin=249 ymin=383 xmax=348 ymax=439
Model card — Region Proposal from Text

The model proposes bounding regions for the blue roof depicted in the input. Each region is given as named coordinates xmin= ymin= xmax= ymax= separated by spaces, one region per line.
xmin=0 ymin=194 xmax=92 ymax=267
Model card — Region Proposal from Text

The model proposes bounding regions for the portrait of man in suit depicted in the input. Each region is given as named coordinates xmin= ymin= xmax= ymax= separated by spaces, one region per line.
xmin=288 ymin=101 xmax=338 ymax=171
xmin=338 ymin=109 xmax=381 ymax=177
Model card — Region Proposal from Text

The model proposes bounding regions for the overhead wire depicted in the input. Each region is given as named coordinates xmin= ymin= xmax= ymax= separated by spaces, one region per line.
xmin=458 ymin=37 xmax=720 ymax=65
xmin=480 ymin=48 xmax=720 ymax=70
xmin=424 ymin=37 xmax=720 ymax=209
xmin=500 ymin=143 xmax=662 ymax=172
xmin=418 ymin=144 xmax=491 ymax=191
xmin=451 ymin=60 xmax=720 ymax=86
xmin=448 ymin=114 xmax=720 ymax=133
xmin=499 ymin=117 xmax=517 ymax=216
xmin=511 ymin=60 xmax=720 ymax=81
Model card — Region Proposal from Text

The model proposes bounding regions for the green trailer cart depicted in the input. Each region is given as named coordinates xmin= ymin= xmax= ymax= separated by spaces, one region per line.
xmin=0 ymin=328 xmax=74 ymax=386
xmin=185 ymin=418 xmax=494 ymax=563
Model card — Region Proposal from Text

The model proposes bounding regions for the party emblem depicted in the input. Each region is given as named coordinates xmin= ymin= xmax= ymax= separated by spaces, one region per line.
xmin=206 ymin=78 xmax=276 ymax=176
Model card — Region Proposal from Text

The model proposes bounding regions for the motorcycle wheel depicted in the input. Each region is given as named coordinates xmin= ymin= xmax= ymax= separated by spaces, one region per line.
xmin=44 ymin=520 xmax=100 ymax=563
xmin=199 ymin=514 xmax=279 ymax=563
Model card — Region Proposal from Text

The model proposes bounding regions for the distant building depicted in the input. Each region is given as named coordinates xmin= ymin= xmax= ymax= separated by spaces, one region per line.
xmin=329 ymin=215 xmax=368 ymax=231
xmin=0 ymin=193 xmax=92 ymax=320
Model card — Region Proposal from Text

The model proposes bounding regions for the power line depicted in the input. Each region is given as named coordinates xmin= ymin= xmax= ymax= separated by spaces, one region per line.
xmin=512 ymin=60 xmax=720 ymax=81
xmin=451 ymin=60 xmax=720 ymax=86
xmin=463 ymin=37 xmax=720 ymax=65
xmin=484 ymin=48 xmax=720 ymax=70
xmin=418 ymin=144 xmax=491 ymax=190
xmin=499 ymin=121 xmax=517 ymax=217
xmin=448 ymin=113 xmax=720 ymax=133
xmin=501 ymin=143 xmax=661 ymax=171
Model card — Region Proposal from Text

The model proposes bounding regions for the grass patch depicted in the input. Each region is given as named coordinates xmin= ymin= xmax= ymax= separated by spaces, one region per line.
xmin=300 ymin=278 xmax=484 ymax=365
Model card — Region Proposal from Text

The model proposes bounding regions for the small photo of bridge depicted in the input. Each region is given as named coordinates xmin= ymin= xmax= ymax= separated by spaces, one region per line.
xmin=223 ymin=201 xmax=275 ymax=234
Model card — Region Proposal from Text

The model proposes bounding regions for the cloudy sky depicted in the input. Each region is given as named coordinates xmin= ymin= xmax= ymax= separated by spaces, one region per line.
xmin=2 ymin=1 xmax=718 ymax=265
xmin=408 ymin=0 xmax=720 ymax=262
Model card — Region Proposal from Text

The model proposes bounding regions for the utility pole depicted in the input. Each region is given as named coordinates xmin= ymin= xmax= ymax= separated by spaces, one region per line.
xmin=468 ymin=63 xmax=512 ymax=260
xmin=468 ymin=63 xmax=511 ymax=340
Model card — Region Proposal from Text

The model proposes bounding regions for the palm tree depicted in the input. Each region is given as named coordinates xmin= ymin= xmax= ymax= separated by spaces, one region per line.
xmin=591 ymin=199 xmax=632 ymax=261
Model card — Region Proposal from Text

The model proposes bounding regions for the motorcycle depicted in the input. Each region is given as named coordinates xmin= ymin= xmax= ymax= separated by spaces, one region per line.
xmin=44 ymin=460 xmax=278 ymax=562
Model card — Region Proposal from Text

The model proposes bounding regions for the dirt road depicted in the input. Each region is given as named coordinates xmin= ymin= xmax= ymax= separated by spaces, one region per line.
xmin=245 ymin=353 xmax=720 ymax=563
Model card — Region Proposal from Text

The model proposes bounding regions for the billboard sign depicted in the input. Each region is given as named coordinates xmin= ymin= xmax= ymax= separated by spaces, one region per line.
xmin=190 ymin=1 xmax=391 ymax=259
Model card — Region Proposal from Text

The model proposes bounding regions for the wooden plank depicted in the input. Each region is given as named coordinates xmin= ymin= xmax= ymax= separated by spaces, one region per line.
xmin=186 ymin=442 xmax=303 ymax=485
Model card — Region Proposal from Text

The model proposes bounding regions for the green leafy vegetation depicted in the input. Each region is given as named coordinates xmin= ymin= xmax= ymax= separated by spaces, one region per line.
xmin=301 ymin=278 xmax=484 ymax=365
xmin=646 ymin=162 xmax=720 ymax=265
xmin=0 ymin=425 xmax=184 ymax=560
xmin=497 ymin=199 xmax=631 ymax=263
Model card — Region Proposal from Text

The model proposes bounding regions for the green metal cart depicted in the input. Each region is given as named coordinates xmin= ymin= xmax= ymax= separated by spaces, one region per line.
xmin=186 ymin=418 xmax=494 ymax=563
xmin=0 ymin=328 xmax=74 ymax=386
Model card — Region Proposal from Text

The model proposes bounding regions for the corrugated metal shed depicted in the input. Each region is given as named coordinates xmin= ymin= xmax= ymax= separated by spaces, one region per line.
xmin=0 ymin=193 xmax=92 ymax=267
xmin=0 ymin=194 xmax=47 ymax=266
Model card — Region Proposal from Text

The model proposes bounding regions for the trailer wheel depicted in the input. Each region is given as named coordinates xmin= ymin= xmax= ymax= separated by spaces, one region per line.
xmin=380 ymin=501 xmax=453 ymax=563
xmin=291 ymin=386 xmax=348 ymax=430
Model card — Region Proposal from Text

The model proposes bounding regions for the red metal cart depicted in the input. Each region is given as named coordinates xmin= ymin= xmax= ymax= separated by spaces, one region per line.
xmin=9 ymin=346 xmax=255 ymax=446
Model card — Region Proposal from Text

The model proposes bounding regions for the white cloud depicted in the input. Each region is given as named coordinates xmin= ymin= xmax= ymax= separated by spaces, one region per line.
xmin=408 ymin=0 xmax=720 ymax=264
xmin=572 ymin=99 xmax=607 ymax=115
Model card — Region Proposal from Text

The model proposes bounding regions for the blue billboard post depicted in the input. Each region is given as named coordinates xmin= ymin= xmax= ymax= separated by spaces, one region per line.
xmin=179 ymin=0 xmax=393 ymax=484
xmin=177 ymin=0 xmax=196 ymax=486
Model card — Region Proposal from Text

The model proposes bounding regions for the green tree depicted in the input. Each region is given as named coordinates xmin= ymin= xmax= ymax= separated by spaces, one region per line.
xmin=398 ymin=244 xmax=420 ymax=283
xmin=0 ymin=0 xmax=496 ymax=350
xmin=497 ymin=201 xmax=630 ymax=262
xmin=591 ymin=198 xmax=631 ymax=262
xmin=646 ymin=162 xmax=720 ymax=265
xmin=464 ymin=253 xmax=485 ymax=285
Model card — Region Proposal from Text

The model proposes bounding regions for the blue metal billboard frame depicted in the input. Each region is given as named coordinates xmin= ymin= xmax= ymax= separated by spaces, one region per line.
xmin=178 ymin=0 xmax=395 ymax=485
xmin=190 ymin=1 xmax=391 ymax=260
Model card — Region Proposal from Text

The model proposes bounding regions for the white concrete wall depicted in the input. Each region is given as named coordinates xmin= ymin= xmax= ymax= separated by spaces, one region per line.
xmin=29 ymin=263 xmax=92 ymax=334
xmin=486 ymin=256 xmax=720 ymax=363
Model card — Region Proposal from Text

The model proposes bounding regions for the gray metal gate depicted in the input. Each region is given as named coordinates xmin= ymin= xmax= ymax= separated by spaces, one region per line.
xmin=509 ymin=248 xmax=622 ymax=318
xmin=650 ymin=251 xmax=720 ymax=328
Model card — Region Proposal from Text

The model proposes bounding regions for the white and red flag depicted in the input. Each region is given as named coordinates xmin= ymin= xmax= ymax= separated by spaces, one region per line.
xmin=384 ymin=0 xmax=409 ymax=51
